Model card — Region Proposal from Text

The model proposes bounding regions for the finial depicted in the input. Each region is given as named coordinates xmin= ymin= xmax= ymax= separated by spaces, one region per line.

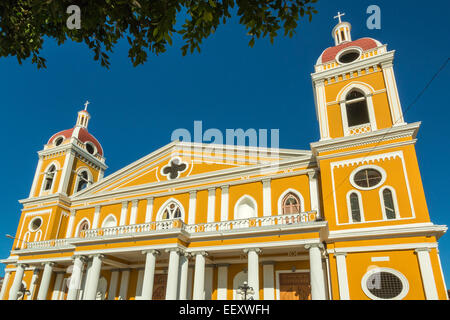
xmin=84 ymin=100 xmax=90 ymax=111
xmin=334 ymin=11 xmax=345 ymax=24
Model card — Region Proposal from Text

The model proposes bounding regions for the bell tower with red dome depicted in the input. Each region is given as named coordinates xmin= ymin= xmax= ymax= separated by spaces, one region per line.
xmin=28 ymin=101 xmax=107 ymax=198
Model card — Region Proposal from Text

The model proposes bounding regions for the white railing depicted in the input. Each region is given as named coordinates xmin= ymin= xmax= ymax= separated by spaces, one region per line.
xmin=24 ymin=211 xmax=319 ymax=249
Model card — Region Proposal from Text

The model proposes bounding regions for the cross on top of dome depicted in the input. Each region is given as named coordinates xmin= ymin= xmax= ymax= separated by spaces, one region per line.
xmin=334 ymin=11 xmax=345 ymax=24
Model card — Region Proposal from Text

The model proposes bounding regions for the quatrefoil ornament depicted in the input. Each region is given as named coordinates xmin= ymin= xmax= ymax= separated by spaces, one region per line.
xmin=161 ymin=158 xmax=188 ymax=180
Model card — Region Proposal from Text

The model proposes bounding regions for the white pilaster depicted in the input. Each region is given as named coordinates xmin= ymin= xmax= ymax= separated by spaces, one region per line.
xmin=262 ymin=262 xmax=275 ymax=300
xmin=9 ymin=264 xmax=27 ymax=300
xmin=129 ymin=200 xmax=138 ymax=225
xmin=217 ymin=264 xmax=229 ymax=300
xmin=0 ymin=270 xmax=11 ymax=300
xmin=306 ymin=244 xmax=327 ymax=300
xmin=188 ymin=191 xmax=197 ymax=225
xmin=178 ymin=253 xmax=190 ymax=300
xmin=166 ymin=249 xmax=181 ymax=300
xmin=416 ymin=248 xmax=439 ymax=300
xmin=37 ymin=262 xmax=54 ymax=300
xmin=83 ymin=254 xmax=104 ymax=300
xmin=381 ymin=61 xmax=405 ymax=126
xmin=335 ymin=252 xmax=350 ymax=300
xmin=29 ymin=156 xmax=43 ymax=198
xmin=314 ymin=80 xmax=330 ymax=140
xmin=119 ymin=202 xmax=128 ymax=226
xmin=67 ymin=256 xmax=86 ymax=300
xmin=244 ymin=248 xmax=261 ymax=300
xmin=193 ymin=251 xmax=208 ymax=300
xmin=141 ymin=250 xmax=160 ymax=300
xmin=308 ymin=171 xmax=321 ymax=217
xmin=108 ymin=270 xmax=120 ymax=300
xmin=58 ymin=150 xmax=76 ymax=194
xmin=145 ymin=197 xmax=154 ymax=223
xmin=207 ymin=188 xmax=216 ymax=223
xmin=118 ymin=269 xmax=130 ymax=300
xmin=92 ymin=206 xmax=101 ymax=229
xmin=262 ymin=179 xmax=272 ymax=217
xmin=220 ymin=186 xmax=229 ymax=221
xmin=65 ymin=211 xmax=76 ymax=238
xmin=51 ymin=272 xmax=64 ymax=300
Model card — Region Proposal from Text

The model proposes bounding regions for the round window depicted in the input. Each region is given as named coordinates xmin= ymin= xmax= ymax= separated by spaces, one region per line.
xmin=85 ymin=142 xmax=95 ymax=155
xmin=337 ymin=49 xmax=361 ymax=64
xmin=362 ymin=268 xmax=409 ymax=300
xmin=350 ymin=166 xmax=386 ymax=190
xmin=29 ymin=217 xmax=43 ymax=232
xmin=55 ymin=137 xmax=64 ymax=146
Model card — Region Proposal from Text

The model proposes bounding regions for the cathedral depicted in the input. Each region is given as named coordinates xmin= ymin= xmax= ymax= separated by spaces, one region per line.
xmin=1 ymin=16 xmax=448 ymax=301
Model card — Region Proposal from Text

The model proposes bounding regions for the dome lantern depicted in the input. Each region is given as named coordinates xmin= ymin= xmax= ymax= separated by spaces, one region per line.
xmin=332 ymin=12 xmax=352 ymax=46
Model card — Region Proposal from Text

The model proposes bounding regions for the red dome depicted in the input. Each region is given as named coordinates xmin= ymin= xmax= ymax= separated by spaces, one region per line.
xmin=318 ymin=38 xmax=381 ymax=64
xmin=48 ymin=127 xmax=104 ymax=156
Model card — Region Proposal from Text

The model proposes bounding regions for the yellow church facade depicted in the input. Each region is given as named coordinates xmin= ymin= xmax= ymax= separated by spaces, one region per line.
xmin=1 ymin=18 xmax=448 ymax=301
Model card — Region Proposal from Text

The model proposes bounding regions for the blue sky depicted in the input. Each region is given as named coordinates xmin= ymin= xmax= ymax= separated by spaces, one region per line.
xmin=1 ymin=0 xmax=449 ymax=290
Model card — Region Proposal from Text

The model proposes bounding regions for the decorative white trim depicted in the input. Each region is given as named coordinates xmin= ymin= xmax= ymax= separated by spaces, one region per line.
xmin=277 ymin=188 xmax=305 ymax=215
xmin=28 ymin=216 xmax=43 ymax=232
xmin=346 ymin=190 xmax=365 ymax=223
xmin=379 ymin=186 xmax=400 ymax=220
xmin=207 ymin=188 xmax=216 ymax=223
xmin=220 ymin=186 xmax=229 ymax=222
xmin=361 ymin=267 xmax=409 ymax=300
xmin=160 ymin=156 xmax=188 ymax=180
xmin=101 ymin=214 xmax=118 ymax=228
xmin=349 ymin=164 xmax=387 ymax=191
xmin=188 ymin=192 xmax=197 ymax=225
xmin=156 ymin=198 xmax=186 ymax=221
xmin=145 ymin=197 xmax=154 ymax=223
xmin=336 ymin=47 xmax=362 ymax=66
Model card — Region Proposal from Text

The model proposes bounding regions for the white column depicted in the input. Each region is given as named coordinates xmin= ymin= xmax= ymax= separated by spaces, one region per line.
xmin=188 ymin=191 xmax=197 ymax=225
xmin=29 ymin=157 xmax=43 ymax=197
xmin=193 ymin=251 xmax=208 ymax=300
xmin=135 ymin=269 xmax=144 ymax=298
xmin=129 ymin=200 xmax=138 ymax=225
xmin=244 ymin=248 xmax=261 ymax=300
xmin=58 ymin=150 xmax=75 ymax=194
xmin=308 ymin=171 xmax=321 ymax=217
xmin=108 ymin=270 xmax=120 ymax=300
xmin=28 ymin=268 xmax=40 ymax=300
xmin=166 ymin=249 xmax=181 ymax=300
xmin=141 ymin=250 xmax=160 ymax=300
xmin=9 ymin=264 xmax=27 ymax=300
xmin=381 ymin=61 xmax=405 ymax=126
xmin=207 ymin=188 xmax=216 ymax=223
xmin=416 ymin=248 xmax=439 ymax=300
xmin=37 ymin=262 xmax=55 ymax=300
xmin=83 ymin=254 xmax=104 ymax=300
xmin=178 ymin=253 xmax=190 ymax=300
xmin=262 ymin=262 xmax=275 ymax=300
xmin=335 ymin=252 xmax=350 ymax=300
xmin=205 ymin=265 xmax=213 ymax=300
xmin=65 ymin=211 xmax=76 ymax=238
xmin=306 ymin=244 xmax=327 ymax=300
xmin=187 ymin=267 xmax=194 ymax=300
xmin=119 ymin=202 xmax=128 ymax=226
xmin=67 ymin=256 xmax=86 ymax=300
xmin=217 ymin=264 xmax=229 ymax=300
xmin=118 ymin=269 xmax=130 ymax=300
xmin=220 ymin=186 xmax=229 ymax=221
xmin=0 ymin=270 xmax=11 ymax=300
xmin=262 ymin=179 xmax=272 ymax=217
xmin=145 ymin=197 xmax=154 ymax=223
xmin=92 ymin=206 xmax=101 ymax=229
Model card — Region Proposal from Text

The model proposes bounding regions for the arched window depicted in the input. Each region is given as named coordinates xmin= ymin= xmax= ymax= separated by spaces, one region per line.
xmin=43 ymin=165 xmax=56 ymax=191
xmin=235 ymin=196 xmax=257 ymax=220
xmin=77 ymin=220 xmax=90 ymax=237
xmin=102 ymin=215 xmax=117 ymax=228
xmin=382 ymin=188 xmax=397 ymax=220
xmin=76 ymin=170 xmax=90 ymax=192
xmin=346 ymin=90 xmax=370 ymax=127
xmin=349 ymin=192 xmax=362 ymax=223
xmin=161 ymin=202 xmax=182 ymax=220
xmin=282 ymin=193 xmax=301 ymax=215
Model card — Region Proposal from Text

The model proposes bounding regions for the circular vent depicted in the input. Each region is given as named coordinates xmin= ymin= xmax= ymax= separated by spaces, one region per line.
xmin=362 ymin=269 xmax=409 ymax=300
xmin=338 ymin=49 xmax=361 ymax=64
